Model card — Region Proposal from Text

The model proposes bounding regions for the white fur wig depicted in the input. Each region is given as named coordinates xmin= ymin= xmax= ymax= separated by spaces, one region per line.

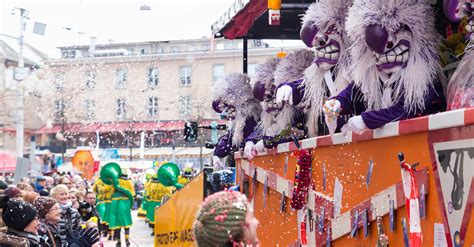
xmin=346 ymin=0 xmax=441 ymax=112
xmin=213 ymin=73 xmax=262 ymax=147
xmin=261 ymin=49 xmax=314 ymax=136
xmin=252 ymin=56 xmax=281 ymax=90
xmin=301 ymin=0 xmax=352 ymax=136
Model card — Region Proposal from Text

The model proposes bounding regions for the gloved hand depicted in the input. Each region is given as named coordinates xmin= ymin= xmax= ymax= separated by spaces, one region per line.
xmin=212 ymin=156 xmax=225 ymax=170
xmin=276 ymin=85 xmax=293 ymax=105
xmin=66 ymin=227 xmax=100 ymax=247
xmin=341 ymin=115 xmax=367 ymax=134
xmin=243 ymin=141 xmax=255 ymax=160
xmin=252 ymin=140 xmax=266 ymax=156
xmin=323 ymin=99 xmax=342 ymax=135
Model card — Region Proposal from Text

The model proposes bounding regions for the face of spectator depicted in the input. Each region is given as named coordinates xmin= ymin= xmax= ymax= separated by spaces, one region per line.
xmin=62 ymin=178 xmax=73 ymax=189
xmin=23 ymin=217 xmax=39 ymax=235
xmin=45 ymin=203 xmax=61 ymax=223
xmin=68 ymin=192 xmax=77 ymax=203
xmin=38 ymin=180 xmax=46 ymax=187
xmin=85 ymin=193 xmax=96 ymax=205
xmin=54 ymin=191 xmax=69 ymax=205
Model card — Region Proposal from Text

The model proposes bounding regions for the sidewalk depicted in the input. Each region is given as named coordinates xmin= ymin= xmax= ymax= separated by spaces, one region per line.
xmin=103 ymin=212 xmax=154 ymax=247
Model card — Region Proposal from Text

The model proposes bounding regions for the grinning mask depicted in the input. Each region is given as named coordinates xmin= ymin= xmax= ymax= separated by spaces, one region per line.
xmin=300 ymin=0 xmax=350 ymax=70
xmin=251 ymin=57 xmax=281 ymax=115
xmin=346 ymin=0 xmax=441 ymax=112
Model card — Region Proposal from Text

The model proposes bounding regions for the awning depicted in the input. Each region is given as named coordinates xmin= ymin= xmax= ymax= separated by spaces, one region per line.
xmin=211 ymin=0 xmax=311 ymax=40
xmin=0 ymin=153 xmax=17 ymax=173
xmin=36 ymin=120 xmax=228 ymax=134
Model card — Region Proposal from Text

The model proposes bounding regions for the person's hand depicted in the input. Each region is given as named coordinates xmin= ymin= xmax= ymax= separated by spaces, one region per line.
xmin=275 ymin=85 xmax=293 ymax=105
xmin=243 ymin=141 xmax=255 ymax=160
xmin=322 ymin=99 xmax=341 ymax=119
xmin=66 ymin=227 xmax=100 ymax=247
xmin=212 ymin=156 xmax=225 ymax=170
xmin=252 ymin=140 xmax=266 ymax=156
xmin=341 ymin=115 xmax=367 ymax=134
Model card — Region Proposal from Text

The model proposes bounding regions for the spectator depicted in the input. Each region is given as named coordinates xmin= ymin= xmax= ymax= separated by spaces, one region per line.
xmin=24 ymin=191 xmax=40 ymax=204
xmin=193 ymin=191 xmax=260 ymax=247
xmin=35 ymin=177 xmax=49 ymax=196
xmin=0 ymin=195 xmax=40 ymax=246
xmin=4 ymin=187 xmax=24 ymax=200
xmin=0 ymin=181 xmax=8 ymax=192
xmin=50 ymin=185 xmax=81 ymax=233
xmin=58 ymin=176 xmax=74 ymax=190
xmin=17 ymin=182 xmax=34 ymax=192
xmin=33 ymin=196 xmax=63 ymax=246
xmin=68 ymin=189 xmax=79 ymax=210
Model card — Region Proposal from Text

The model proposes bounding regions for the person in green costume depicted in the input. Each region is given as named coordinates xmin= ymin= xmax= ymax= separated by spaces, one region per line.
xmin=100 ymin=162 xmax=135 ymax=247
xmin=144 ymin=175 xmax=173 ymax=235
xmin=93 ymin=176 xmax=115 ymax=239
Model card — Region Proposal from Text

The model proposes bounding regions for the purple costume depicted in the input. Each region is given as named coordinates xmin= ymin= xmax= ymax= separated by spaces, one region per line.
xmin=214 ymin=118 xmax=258 ymax=158
xmin=334 ymin=81 xmax=446 ymax=129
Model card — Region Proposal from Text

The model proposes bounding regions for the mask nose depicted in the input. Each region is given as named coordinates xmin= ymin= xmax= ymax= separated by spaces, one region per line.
xmin=314 ymin=34 xmax=328 ymax=47
xmin=365 ymin=24 xmax=388 ymax=54
xmin=300 ymin=22 xmax=318 ymax=48
xmin=212 ymin=99 xmax=222 ymax=113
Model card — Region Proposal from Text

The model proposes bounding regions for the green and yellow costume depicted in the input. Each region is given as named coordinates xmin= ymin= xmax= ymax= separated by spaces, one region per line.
xmin=145 ymin=178 xmax=173 ymax=224
xmin=92 ymin=178 xmax=114 ymax=224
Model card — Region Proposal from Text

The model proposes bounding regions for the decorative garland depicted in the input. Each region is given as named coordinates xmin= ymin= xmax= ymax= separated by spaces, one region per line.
xmin=291 ymin=149 xmax=312 ymax=210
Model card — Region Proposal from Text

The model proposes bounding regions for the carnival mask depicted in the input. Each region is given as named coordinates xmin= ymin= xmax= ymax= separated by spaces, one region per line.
xmin=365 ymin=24 xmax=412 ymax=74
xmin=253 ymin=81 xmax=283 ymax=114
xmin=445 ymin=0 xmax=474 ymax=40
xmin=301 ymin=21 xmax=343 ymax=70
xmin=212 ymin=99 xmax=236 ymax=120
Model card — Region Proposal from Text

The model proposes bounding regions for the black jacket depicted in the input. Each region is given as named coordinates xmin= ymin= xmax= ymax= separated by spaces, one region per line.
xmin=0 ymin=228 xmax=40 ymax=247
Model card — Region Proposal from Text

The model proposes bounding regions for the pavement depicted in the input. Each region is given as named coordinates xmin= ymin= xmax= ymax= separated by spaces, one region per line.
xmin=103 ymin=211 xmax=154 ymax=247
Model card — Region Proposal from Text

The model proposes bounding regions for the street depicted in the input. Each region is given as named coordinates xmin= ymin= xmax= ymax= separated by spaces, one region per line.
xmin=104 ymin=212 xmax=154 ymax=247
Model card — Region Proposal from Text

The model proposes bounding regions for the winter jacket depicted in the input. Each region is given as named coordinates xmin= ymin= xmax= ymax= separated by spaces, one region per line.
xmin=58 ymin=205 xmax=80 ymax=244
xmin=38 ymin=220 xmax=62 ymax=247
xmin=0 ymin=228 xmax=40 ymax=247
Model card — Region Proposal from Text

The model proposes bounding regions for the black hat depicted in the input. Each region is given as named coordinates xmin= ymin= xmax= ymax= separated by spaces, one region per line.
xmin=0 ymin=181 xmax=8 ymax=190
xmin=0 ymin=195 xmax=38 ymax=231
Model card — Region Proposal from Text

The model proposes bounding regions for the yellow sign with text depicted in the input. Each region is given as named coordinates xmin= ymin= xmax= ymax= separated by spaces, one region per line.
xmin=154 ymin=173 xmax=203 ymax=247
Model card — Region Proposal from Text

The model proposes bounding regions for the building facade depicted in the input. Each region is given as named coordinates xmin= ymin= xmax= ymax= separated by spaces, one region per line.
xmin=36 ymin=38 xmax=288 ymax=156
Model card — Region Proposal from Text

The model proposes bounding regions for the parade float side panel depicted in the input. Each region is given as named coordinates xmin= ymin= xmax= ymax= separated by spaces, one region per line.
xmin=236 ymin=116 xmax=474 ymax=246
xmin=154 ymin=172 xmax=203 ymax=247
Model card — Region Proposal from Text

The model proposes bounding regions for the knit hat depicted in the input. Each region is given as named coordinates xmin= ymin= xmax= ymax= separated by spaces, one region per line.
xmin=0 ymin=195 xmax=38 ymax=231
xmin=4 ymin=187 xmax=23 ymax=199
xmin=32 ymin=196 xmax=58 ymax=219
xmin=193 ymin=191 xmax=249 ymax=246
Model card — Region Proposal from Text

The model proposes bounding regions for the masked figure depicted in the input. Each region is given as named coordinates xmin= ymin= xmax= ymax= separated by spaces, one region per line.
xmin=324 ymin=0 xmax=447 ymax=132
xmin=212 ymin=73 xmax=262 ymax=166
xmin=71 ymin=149 xmax=97 ymax=180
xmin=92 ymin=177 xmax=115 ymax=240
xmin=277 ymin=0 xmax=352 ymax=137
xmin=245 ymin=49 xmax=314 ymax=157
xmin=100 ymin=162 xmax=135 ymax=247
xmin=144 ymin=175 xmax=172 ymax=235
xmin=445 ymin=0 xmax=474 ymax=109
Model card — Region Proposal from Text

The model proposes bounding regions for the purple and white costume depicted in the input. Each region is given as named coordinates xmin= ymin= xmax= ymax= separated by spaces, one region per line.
xmin=444 ymin=0 xmax=474 ymax=109
xmin=282 ymin=0 xmax=352 ymax=137
xmin=212 ymin=73 xmax=261 ymax=159
xmin=325 ymin=0 xmax=447 ymax=131
xmin=244 ymin=50 xmax=313 ymax=157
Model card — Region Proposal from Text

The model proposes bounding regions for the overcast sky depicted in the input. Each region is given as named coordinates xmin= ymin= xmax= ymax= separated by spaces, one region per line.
xmin=0 ymin=0 xmax=304 ymax=58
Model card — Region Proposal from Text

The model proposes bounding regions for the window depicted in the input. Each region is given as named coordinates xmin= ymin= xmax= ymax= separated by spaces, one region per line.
xmin=179 ymin=66 xmax=192 ymax=85
xmin=127 ymin=48 xmax=134 ymax=55
xmin=247 ymin=63 xmax=257 ymax=77
xmin=140 ymin=48 xmax=147 ymax=54
xmin=203 ymin=44 xmax=210 ymax=51
xmin=54 ymin=73 xmax=65 ymax=92
xmin=53 ymin=100 xmax=65 ymax=122
xmin=148 ymin=97 xmax=159 ymax=116
xmin=178 ymin=96 xmax=192 ymax=116
xmin=85 ymin=70 xmax=96 ymax=89
xmin=85 ymin=99 xmax=95 ymax=120
xmin=156 ymin=47 xmax=163 ymax=53
xmin=212 ymin=64 xmax=225 ymax=84
xmin=148 ymin=67 xmax=159 ymax=87
xmin=171 ymin=46 xmax=179 ymax=53
xmin=115 ymin=68 xmax=127 ymax=89
xmin=116 ymin=98 xmax=126 ymax=120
